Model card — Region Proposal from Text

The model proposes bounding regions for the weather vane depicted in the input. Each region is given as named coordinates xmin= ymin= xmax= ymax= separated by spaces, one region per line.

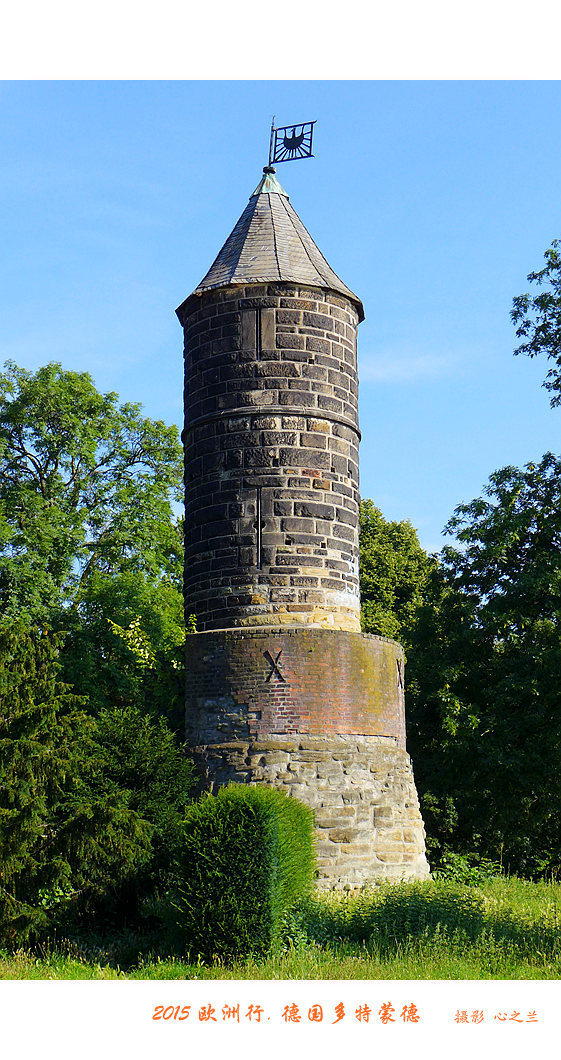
xmin=268 ymin=117 xmax=316 ymax=166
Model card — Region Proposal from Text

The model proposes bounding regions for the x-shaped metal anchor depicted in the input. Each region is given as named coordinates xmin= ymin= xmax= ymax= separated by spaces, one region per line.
xmin=264 ymin=649 xmax=285 ymax=683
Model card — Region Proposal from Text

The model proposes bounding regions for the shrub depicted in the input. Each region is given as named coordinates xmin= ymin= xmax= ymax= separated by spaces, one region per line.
xmin=174 ymin=784 xmax=315 ymax=960
xmin=431 ymin=851 xmax=502 ymax=885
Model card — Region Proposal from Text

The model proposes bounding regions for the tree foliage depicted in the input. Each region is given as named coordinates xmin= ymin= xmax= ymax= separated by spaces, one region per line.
xmin=407 ymin=453 xmax=561 ymax=876
xmin=0 ymin=622 xmax=194 ymax=946
xmin=84 ymin=701 xmax=194 ymax=914
xmin=0 ymin=360 xmax=185 ymax=724
xmin=512 ymin=238 xmax=561 ymax=406
xmin=60 ymin=570 xmax=185 ymax=729
xmin=0 ymin=362 xmax=194 ymax=943
xmin=359 ymin=499 xmax=435 ymax=647
xmin=0 ymin=360 xmax=183 ymax=625
xmin=0 ymin=625 xmax=154 ymax=944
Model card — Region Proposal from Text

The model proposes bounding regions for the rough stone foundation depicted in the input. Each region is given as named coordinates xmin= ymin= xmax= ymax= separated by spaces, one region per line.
xmin=189 ymin=734 xmax=429 ymax=888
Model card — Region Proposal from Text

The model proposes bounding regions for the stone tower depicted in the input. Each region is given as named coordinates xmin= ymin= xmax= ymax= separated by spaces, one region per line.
xmin=177 ymin=166 xmax=429 ymax=887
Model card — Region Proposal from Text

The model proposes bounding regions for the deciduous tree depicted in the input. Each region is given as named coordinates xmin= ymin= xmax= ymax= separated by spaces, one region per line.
xmin=407 ymin=453 xmax=561 ymax=875
xmin=0 ymin=360 xmax=183 ymax=624
xmin=0 ymin=360 xmax=185 ymax=723
xmin=359 ymin=499 xmax=435 ymax=647
xmin=512 ymin=238 xmax=561 ymax=406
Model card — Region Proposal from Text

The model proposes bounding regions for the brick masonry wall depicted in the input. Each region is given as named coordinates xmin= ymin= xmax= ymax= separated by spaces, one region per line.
xmin=185 ymin=629 xmax=406 ymax=746
xmin=181 ymin=283 xmax=361 ymax=632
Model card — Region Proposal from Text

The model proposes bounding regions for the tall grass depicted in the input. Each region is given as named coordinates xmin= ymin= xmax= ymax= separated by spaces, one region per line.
xmin=2 ymin=876 xmax=561 ymax=979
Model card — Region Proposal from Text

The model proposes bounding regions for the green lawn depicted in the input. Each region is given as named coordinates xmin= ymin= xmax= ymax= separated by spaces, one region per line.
xmin=2 ymin=876 xmax=561 ymax=980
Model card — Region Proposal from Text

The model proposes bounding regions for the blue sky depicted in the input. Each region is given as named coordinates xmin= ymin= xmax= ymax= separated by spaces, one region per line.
xmin=1 ymin=80 xmax=560 ymax=553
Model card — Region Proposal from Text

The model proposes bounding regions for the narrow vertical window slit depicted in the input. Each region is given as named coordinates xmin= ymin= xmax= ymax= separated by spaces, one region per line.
xmin=256 ymin=485 xmax=262 ymax=569
xmin=256 ymin=308 xmax=262 ymax=360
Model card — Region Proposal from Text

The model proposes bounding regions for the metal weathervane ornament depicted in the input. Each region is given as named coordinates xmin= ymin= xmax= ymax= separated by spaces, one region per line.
xmin=268 ymin=118 xmax=316 ymax=165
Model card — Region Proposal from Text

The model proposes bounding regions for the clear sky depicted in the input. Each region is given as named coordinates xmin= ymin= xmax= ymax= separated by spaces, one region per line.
xmin=1 ymin=79 xmax=560 ymax=553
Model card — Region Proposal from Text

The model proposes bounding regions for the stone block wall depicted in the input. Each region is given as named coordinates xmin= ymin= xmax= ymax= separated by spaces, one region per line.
xmin=190 ymin=734 xmax=429 ymax=888
xmin=180 ymin=283 xmax=361 ymax=632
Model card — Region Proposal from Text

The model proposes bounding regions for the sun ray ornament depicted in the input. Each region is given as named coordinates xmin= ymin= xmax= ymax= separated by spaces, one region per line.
xmin=268 ymin=117 xmax=316 ymax=165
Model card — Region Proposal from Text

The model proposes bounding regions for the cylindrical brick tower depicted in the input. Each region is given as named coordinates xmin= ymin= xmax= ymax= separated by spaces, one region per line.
xmin=178 ymin=167 xmax=429 ymax=887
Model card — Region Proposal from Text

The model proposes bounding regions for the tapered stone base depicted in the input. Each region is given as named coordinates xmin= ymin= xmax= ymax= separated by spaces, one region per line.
xmin=188 ymin=734 xmax=429 ymax=888
xmin=186 ymin=629 xmax=429 ymax=887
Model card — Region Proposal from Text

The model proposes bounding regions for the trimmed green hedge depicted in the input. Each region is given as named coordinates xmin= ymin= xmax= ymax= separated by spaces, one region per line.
xmin=174 ymin=784 xmax=315 ymax=960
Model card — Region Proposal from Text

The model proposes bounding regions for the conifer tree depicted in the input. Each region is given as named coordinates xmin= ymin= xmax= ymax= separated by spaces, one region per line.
xmin=0 ymin=625 xmax=152 ymax=944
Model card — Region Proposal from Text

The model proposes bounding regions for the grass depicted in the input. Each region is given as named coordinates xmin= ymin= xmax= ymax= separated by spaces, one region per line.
xmin=2 ymin=875 xmax=561 ymax=980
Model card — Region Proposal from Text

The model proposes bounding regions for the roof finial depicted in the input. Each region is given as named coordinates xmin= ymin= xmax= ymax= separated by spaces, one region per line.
xmin=268 ymin=115 xmax=276 ymax=168
xmin=250 ymin=168 xmax=288 ymax=199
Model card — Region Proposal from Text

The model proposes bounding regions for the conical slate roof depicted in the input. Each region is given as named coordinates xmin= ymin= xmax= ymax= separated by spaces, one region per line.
xmin=179 ymin=168 xmax=364 ymax=321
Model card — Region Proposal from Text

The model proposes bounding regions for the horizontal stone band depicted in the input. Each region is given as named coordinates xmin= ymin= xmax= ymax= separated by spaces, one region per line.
xmin=184 ymin=405 xmax=361 ymax=441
